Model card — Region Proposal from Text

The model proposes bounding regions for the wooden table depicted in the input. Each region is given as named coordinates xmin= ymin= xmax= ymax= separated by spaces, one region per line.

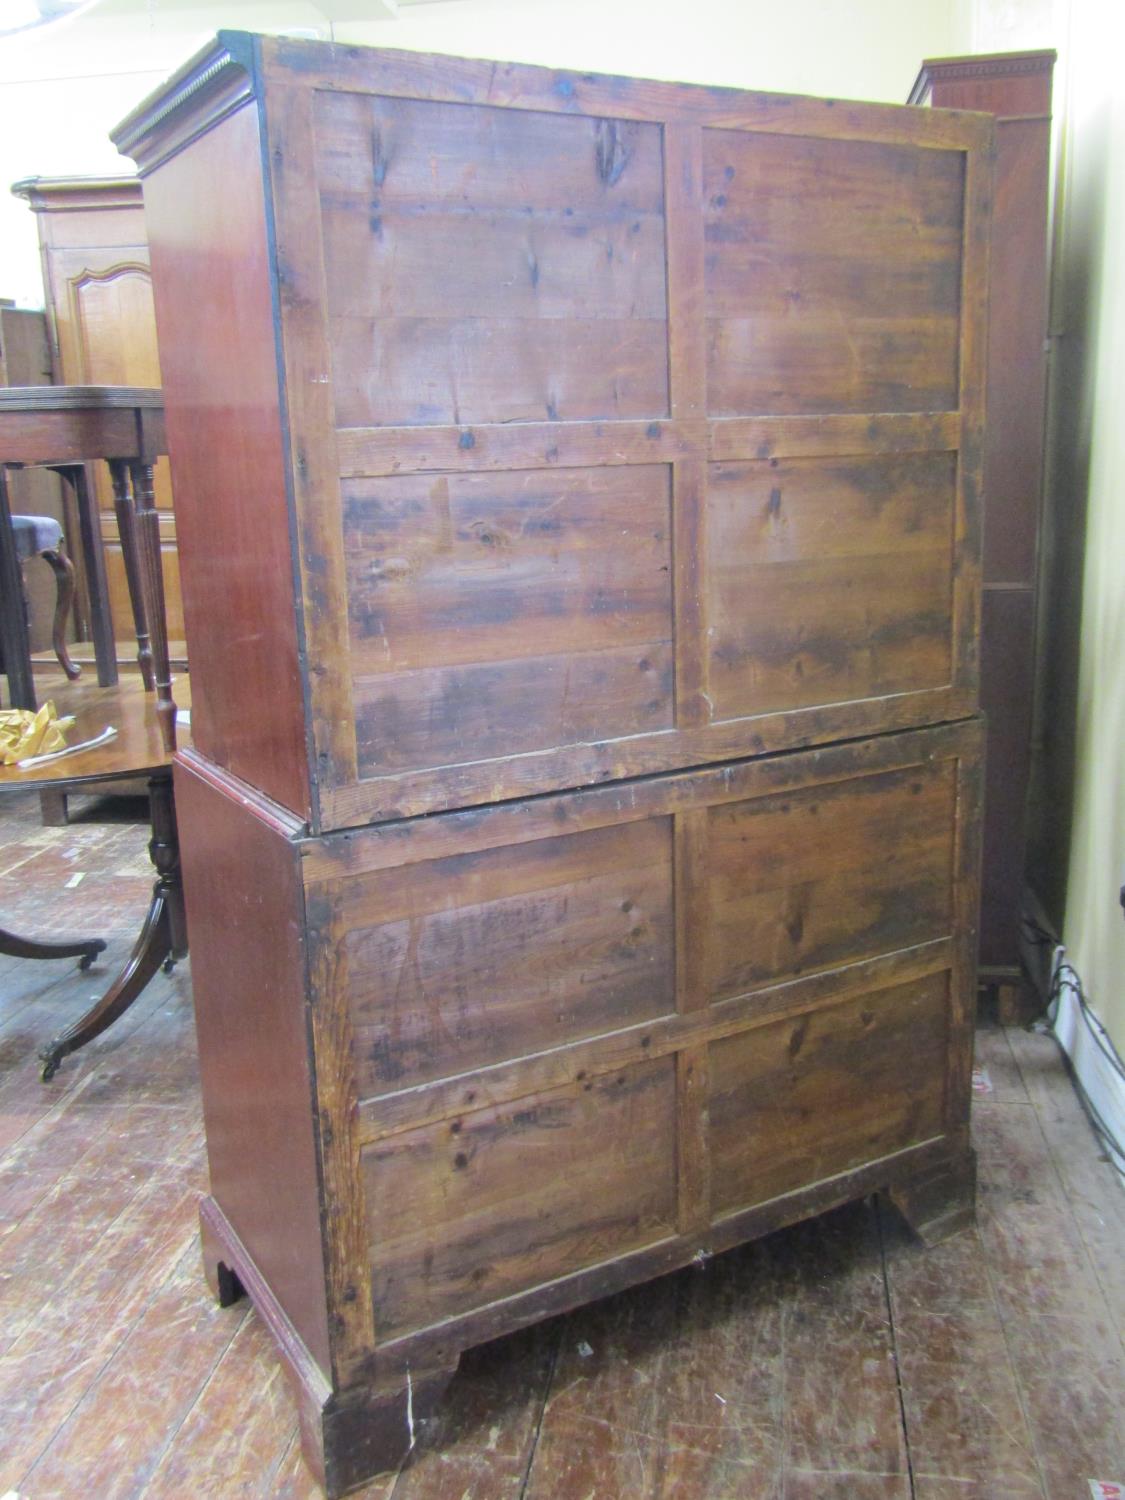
xmin=0 ymin=386 xmax=174 ymax=751
xmin=0 ymin=674 xmax=190 ymax=1079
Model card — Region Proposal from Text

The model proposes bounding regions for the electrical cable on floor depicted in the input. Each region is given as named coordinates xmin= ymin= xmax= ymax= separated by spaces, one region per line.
xmin=1019 ymin=914 xmax=1058 ymax=952
xmin=1019 ymin=913 xmax=1125 ymax=1168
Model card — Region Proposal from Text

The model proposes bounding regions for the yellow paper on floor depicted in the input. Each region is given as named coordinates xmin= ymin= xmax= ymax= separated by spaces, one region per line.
xmin=0 ymin=701 xmax=76 ymax=766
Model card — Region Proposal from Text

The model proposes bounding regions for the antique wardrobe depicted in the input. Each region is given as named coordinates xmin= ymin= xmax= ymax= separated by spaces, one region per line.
xmin=910 ymin=50 xmax=1055 ymax=1015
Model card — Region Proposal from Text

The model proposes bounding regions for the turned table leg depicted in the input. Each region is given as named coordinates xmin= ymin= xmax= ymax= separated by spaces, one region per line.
xmin=108 ymin=458 xmax=155 ymax=691
xmin=123 ymin=458 xmax=176 ymax=753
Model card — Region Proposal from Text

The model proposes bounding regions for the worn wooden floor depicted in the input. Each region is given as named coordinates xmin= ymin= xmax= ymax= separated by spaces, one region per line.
xmin=0 ymin=784 xmax=1122 ymax=1499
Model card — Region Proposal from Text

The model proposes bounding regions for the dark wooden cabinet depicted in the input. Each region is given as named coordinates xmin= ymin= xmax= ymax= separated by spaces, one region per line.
xmin=908 ymin=51 xmax=1055 ymax=1004
xmin=115 ymin=33 xmax=990 ymax=1494
xmin=11 ymin=175 xmax=185 ymax=647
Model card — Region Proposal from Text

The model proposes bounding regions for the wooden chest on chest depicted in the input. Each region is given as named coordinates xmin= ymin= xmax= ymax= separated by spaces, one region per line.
xmin=114 ymin=32 xmax=991 ymax=1494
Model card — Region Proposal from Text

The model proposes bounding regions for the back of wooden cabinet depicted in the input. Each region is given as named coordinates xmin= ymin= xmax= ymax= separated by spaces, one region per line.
xmin=294 ymin=717 xmax=981 ymax=1354
xmin=127 ymin=38 xmax=989 ymax=829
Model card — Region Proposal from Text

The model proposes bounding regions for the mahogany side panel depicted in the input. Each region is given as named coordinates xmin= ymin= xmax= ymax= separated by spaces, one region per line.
xmin=141 ymin=103 xmax=311 ymax=820
xmin=983 ymin=117 xmax=1052 ymax=584
xmin=173 ymin=755 xmax=331 ymax=1377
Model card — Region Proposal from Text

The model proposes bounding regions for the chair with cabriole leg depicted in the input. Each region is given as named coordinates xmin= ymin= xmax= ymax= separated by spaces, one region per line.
xmin=2 ymin=510 xmax=82 ymax=692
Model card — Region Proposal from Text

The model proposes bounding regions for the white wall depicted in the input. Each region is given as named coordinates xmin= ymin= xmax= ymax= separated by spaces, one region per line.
xmin=1045 ymin=0 xmax=1125 ymax=1054
xmin=963 ymin=0 xmax=1061 ymax=49
xmin=0 ymin=0 xmax=962 ymax=307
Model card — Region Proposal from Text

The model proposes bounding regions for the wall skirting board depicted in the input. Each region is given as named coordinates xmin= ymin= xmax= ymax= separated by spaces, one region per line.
xmin=1022 ymin=899 xmax=1125 ymax=1180
xmin=1048 ymin=968 xmax=1125 ymax=1178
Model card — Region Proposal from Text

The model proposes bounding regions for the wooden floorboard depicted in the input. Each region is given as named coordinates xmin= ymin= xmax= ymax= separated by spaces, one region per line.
xmin=0 ymin=778 xmax=1122 ymax=1498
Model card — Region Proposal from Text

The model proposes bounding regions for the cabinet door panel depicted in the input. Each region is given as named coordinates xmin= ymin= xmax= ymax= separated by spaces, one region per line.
xmin=53 ymin=248 xmax=172 ymax=510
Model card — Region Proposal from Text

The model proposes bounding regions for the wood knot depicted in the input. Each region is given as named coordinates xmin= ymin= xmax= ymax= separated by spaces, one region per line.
xmin=595 ymin=118 xmax=632 ymax=186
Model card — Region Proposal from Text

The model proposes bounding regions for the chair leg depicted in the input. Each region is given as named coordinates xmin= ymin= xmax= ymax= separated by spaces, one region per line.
xmin=40 ymin=547 xmax=82 ymax=680
xmin=0 ymin=469 xmax=37 ymax=710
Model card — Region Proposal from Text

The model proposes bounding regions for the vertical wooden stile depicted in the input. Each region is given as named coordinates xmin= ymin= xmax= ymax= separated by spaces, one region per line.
xmin=664 ymin=122 xmax=710 ymax=730
xmin=951 ymin=127 xmax=994 ymax=709
xmin=303 ymin=891 xmax=379 ymax=1393
xmin=675 ymin=809 xmax=712 ymax=1234
xmin=946 ymin=739 xmax=985 ymax=1145
xmin=263 ymin=75 xmax=359 ymax=828
xmin=942 ymin=123 xmax=992 ymax=1146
